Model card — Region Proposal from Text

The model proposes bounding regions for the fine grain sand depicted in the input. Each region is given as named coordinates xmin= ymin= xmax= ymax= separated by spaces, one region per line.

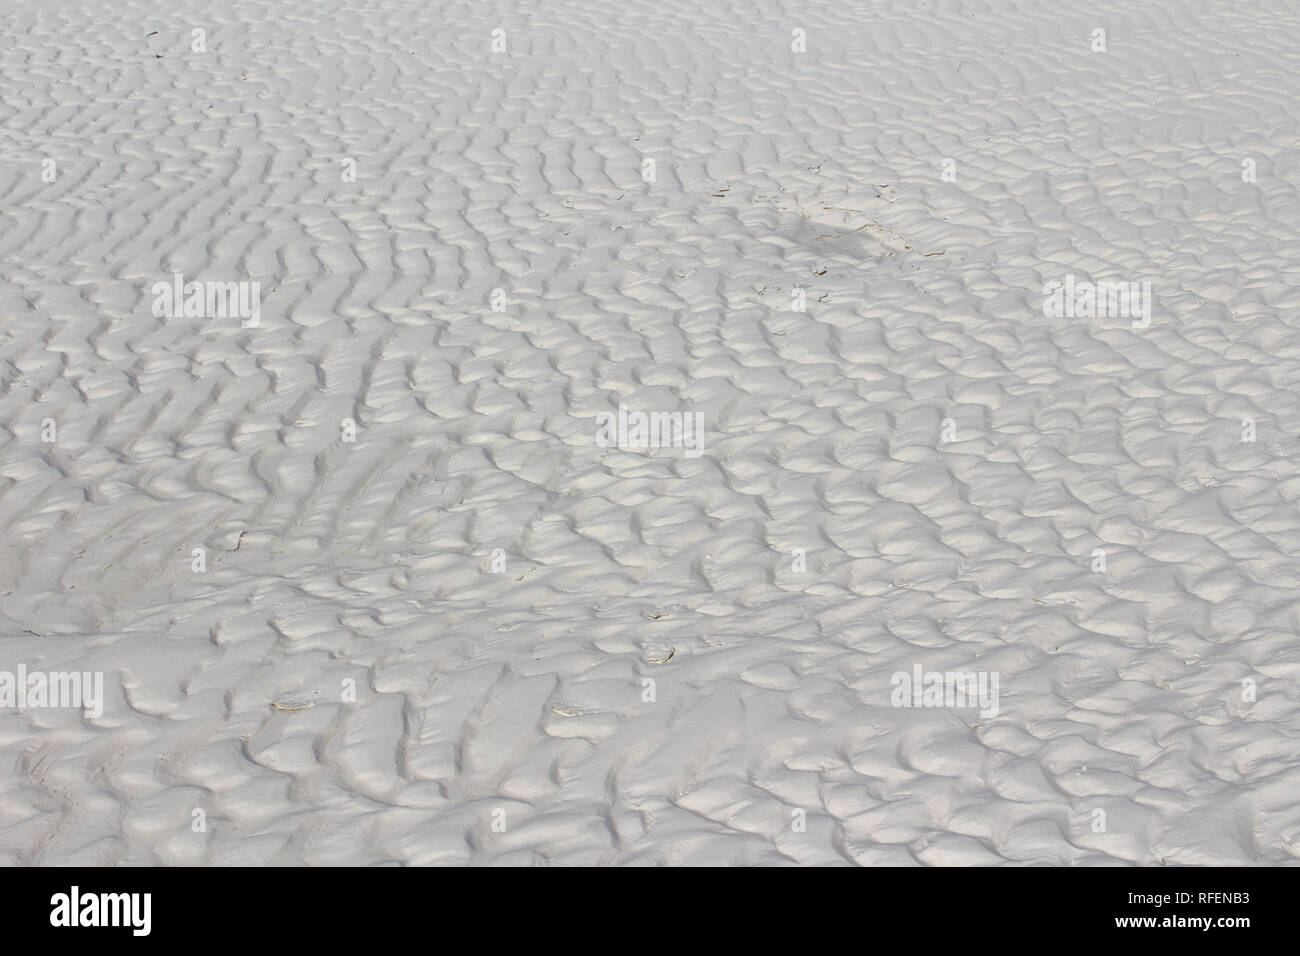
xmin=2 ymin=0 xmax=1299 ymax=865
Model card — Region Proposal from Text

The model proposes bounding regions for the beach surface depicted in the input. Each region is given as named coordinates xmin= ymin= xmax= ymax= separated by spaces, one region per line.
xmin=2 ymin=0 xmax=1299 ymax=864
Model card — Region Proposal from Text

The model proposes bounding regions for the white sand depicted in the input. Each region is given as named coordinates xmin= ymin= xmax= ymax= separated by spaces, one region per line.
xmin=2 ymin=0 xmax=1299 ymax=865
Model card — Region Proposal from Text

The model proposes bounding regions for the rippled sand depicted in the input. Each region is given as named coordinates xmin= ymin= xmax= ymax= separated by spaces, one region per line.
xmin=1 ymin=0 xmax=1298 ymax=865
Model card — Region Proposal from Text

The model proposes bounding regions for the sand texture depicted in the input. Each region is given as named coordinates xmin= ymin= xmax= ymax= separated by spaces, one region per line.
xmin=2 ymin=0 xmax=1299 ymax=865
